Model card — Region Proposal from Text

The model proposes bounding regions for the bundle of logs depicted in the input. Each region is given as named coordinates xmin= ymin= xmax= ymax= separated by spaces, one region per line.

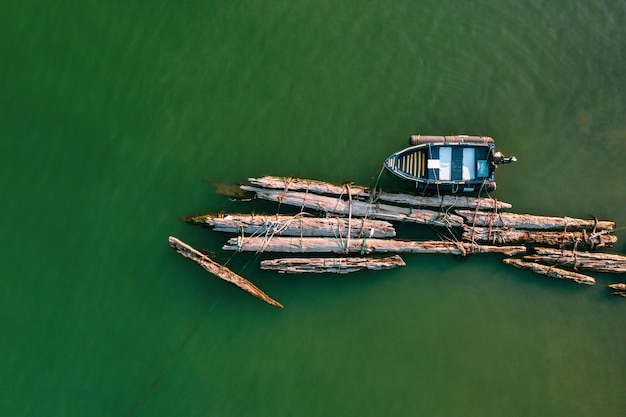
xmin=170 ymin=176 xmax=625 ymax=307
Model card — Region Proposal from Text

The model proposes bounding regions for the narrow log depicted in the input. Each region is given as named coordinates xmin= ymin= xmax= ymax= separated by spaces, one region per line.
xmin=241 ymin=186 xmax=464 ymax=227
xmin=185 ymin=213 xmax=396 ymax=238
xmin=247 ymin=176 xmax=512 ymax=210
xmin=168 ymin=236 xmax=283 ymax=308
xmin=456 ymin=210 xmax=615 ymax=231
xmin=523 ymin=248 xmax=626 ymax=273
xmin=223 ymin=236 xmax=526 ymax=256
xmin=260 ymin=255 xmax=406 ymax=274
xmin=608 ymin=283 xmax=626 ymax=297
xmin=462 ymin=226 xmax=617 ymax=248
xmin=503 ymin=258 xmax=596 ymax=285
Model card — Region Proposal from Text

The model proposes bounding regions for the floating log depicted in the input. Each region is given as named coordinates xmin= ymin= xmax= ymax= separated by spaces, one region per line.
xmin=185 ymin=213 xmax=396 ymax=238
xmin=241 ymin=186 xmax=464 ymax=227
xmin=456 ymin=210 xmax=615 ymax=231
xmin=168 ymin=236 xmax=283 ymax=308
xmin=523 ymin=248 xmax=626 ymax=273
xmin=248 ymin=176 xmax=512 ymax=210
xmin=608 ymin=283 xmax=626 ymax=297
xmin=223 ymin=236 xmax=526 ymax=256
xmin=462 ymin=226 xmax=617 ymax=249
xmin=260 ymin=255 xmax=406 ymax=274
xmin=503 ymin=258 xmax=596 ymax=285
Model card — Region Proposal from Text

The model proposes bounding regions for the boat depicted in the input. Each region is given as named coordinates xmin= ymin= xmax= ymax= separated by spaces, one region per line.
xmin=383 ymin=135 xmax=516 ymax=193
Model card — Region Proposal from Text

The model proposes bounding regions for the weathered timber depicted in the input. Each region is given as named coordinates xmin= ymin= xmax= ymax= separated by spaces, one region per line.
xmin=260 ymin=255 xmax=406 ymax=274
xmin=248 ymin=176 xmax=512 ymax=210
xmin=462 ymin=226 xmax=617 ymax=249
xmin=185 ymin=213 xmax=396 ymax=238
xmin=523 ymin=248 xmax=626 ymax=273
xmin=168 ymin=236 xmax=283 ymax=308
xmin=241 ymin=186 xmax=464 ymax=227
xmin=608 ymin=283 xmax=626 ymax=297
xmin=456 ymin=210 xmax=615 ymax=231
xmin=223 ymin=236 xmax=527 ymax=256
xmin=503 ymin=258 xmax=596 ymax=285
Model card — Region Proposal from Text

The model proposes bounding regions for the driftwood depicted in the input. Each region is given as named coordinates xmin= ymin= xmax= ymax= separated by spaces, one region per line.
xmin=462 ymin=226 xmax=617 ymax=249
xmin=260 ymin=255 xmax=406 ymax=274
xmin=523 ymin=248 xmax=626 ymax=273
xmin=185 ymin=213 xmax=396 ymax=238
xmin=503 ymin=258 xmax=596 ymax=285
xmin=456 ymin=210 xmax=615 ymax=231
xmin=241 ymin=186 xmax=464 ymax=227
xmin=168 ymin=236 xmax=283 ymax=308
xmin=248 ymin=176 xmax=512 ymax=210
xmin=223 ymin=236 xmax=526 ymax=256
xmin=608 ymin=283 xmax=626 ymax=297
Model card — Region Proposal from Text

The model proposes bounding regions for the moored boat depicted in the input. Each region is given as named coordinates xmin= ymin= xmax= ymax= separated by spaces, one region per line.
xmin=384 ymin=135 xmax=516 ymax=193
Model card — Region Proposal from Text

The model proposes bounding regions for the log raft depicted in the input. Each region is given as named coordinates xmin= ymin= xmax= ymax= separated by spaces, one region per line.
xmin=223 ymin=236 xmax=527 ymax=256
xmin=523 ymin=248 xmax=626 ymax=273
xmin=241 ymin=186 xmax=464 ymax=227
xmin=260 ymin=255 xmax=406 ymax=274
xmin=462 ymin=226 xmax=617 ymax=249
xmin=503 ymin=258 xmax=596 ymax=285
xmin=456 ymin=210 xmax=615 ymax=231
xmin=185 ymin=213 xmax=396 ymax=238
xmin=168 ymin=236 xmax=283 ymax=308
xmin=247 ymin=176 xmax=512 ymax=210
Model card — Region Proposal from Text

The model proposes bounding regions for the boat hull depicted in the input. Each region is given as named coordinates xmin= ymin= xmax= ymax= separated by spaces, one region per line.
xmin=384 ymin=136 xmax=497 ymax=193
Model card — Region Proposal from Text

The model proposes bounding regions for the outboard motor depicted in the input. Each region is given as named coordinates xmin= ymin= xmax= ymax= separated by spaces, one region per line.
xmin=492 ymin=151 xmax=517 ymax=165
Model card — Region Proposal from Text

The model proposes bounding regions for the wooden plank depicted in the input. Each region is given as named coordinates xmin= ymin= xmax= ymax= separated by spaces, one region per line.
xmin=503 ymin=258 xmax=596 ymax=285
xmin=462 ymin=226 xmax=617 ymax=249
xmin=223 ymin=236 xmax=526 ymax=256
xmin=185 ymin=213 xmax=396 ymax=238
xmin=241 ymin=186 xmax=465 ymax=227
xmin=456 ymin=210 xmax=615 ymax=231
xmin=168 ymin=236 xmax=283 ymax=308
xmin=523 ymin=247 xmax=626 ymax=273
xmin=260 ymin=255 xmax=406 ymax=274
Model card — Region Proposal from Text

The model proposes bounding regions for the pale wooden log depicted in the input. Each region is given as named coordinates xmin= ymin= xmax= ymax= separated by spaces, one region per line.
xmin=608 ymin=283 xmax=626 ymax=297
xmin=503 ymin=258 xmax=596 ymax=285
xmin=223 ymin=236 xmax=526 ymax=256
xmin=456 ymin=210 xmax=615 ymax=231
xmin=186 ymin=213 xmax=396 ymax=238
xmin=168 ymin=236 xmax=283 ymax=308
xmin=523 ymin=248 xmax=626 ymax=273
xmin=241 ymin=186 xmax=464 ymax=227
xmin=462 ymin=226 xmax=617 ymax=248
xmin=247 ymin=176 xmax=512 ymax=210
xmin=260 ymin=255 xmax=406 ymax=274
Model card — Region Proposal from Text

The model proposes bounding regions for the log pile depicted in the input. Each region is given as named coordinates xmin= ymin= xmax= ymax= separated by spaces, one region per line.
xmin=170 ymin=175 xmax=623 ymax=306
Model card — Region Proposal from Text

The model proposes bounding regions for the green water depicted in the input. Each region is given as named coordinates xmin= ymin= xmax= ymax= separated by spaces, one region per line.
xmin=2 ymin=1 xmax=625 ymax=416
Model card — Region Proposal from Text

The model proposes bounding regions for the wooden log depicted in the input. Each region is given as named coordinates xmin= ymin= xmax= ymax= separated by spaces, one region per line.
xmin=247 ymin=176 xmax=512 ymax=210
xmin=168 ymin=236 xmax=283 ymax=308
xmin=523 ymin=248 xmax=626 ymax=273
xmin=185 ymin=213 xmax=396 ymax=238
xmin=462 ymin=226 xmax=617 ymax=248
xmin=456 ymin=210 xmax=615 ymax=231
xmin=223 ymin=236 xmax=527 ymax=256
xmin=608 ymin=283 xmax=626 ymax=297
xmin=260 ymin=255 xmax=406 ymax=274
xmin=503 ymin=258 xmax=596 ymax=285
xmin=241 ymin=186 xmax=464 ymax=227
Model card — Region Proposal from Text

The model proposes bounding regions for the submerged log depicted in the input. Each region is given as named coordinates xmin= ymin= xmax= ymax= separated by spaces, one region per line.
xmin=260 ymin=255 xmax=406 ymax=274
xmin=462 ymin=226 xmax=617 ymax=248
xmin=241 ymin=186 xmax=464 ymax=227
xmin=608 ymin=283 xmax=626 ymax=297
xmin=523 ymin=248 xmax=626 ymax=273
xmin=247 ymin=176 xmax=512 ymax=210
xmin=503 ymin=258 xmax=596 ymax=285
xmin=223 ymin=236 xmax=526 ymax=256
xmin=456 ymin=210 xmax=615 ymax=231
xmin=168 ymin=236 xmax=283 ymax=308
xmin=185 ymin=213 xmax=396 ymax=238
